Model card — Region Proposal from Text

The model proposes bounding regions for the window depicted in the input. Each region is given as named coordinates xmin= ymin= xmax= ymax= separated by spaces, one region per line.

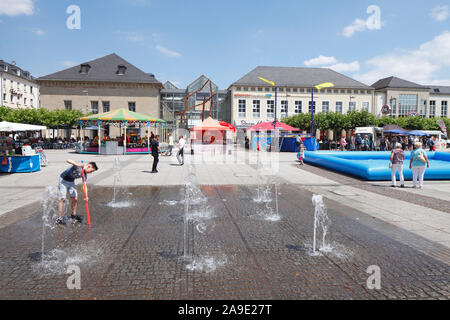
xmin=420 ymin=100 xmax=427 ymax=118
xmin=117 ymin=65 xmax=127 ymax=75
xmin=128 ymin=102 xmax=136 ymax=112
xmin=253 ymin=100 xmax=261 ymax=118
xmin=238 ymin=100 xmax=246 ymax=117
xmin=80 ymin=64 xmax=91 ymax=74
xmin=3 ymin=94 xmax=6 ymax=101
xmin=30 ymin=86 xmax=33 ymax=94
xmin=308 ymin=101 xmax=316 ymax=113
xmin=64 ymin=100 xmax=72 ymax=111
xmin=398 ymin=94 xmax=418 ymax=117
xmin=281 ymin=100 xmax=288 ymax=118
xmin=295 ymin=101 xmax=302 ymax=114
xmin=10 ymin=95 xmax=13 ymax=103
xmin=91 ymin=101 xmax=99 ymax=114
xmin=257 ymin=88 xmax=263 ymax=92
xmin=267 ymin=100 xmax=275 ymax=118
xmin=390 ymin=98 xmax=397 ymax=117
xmin=362 ymin=102 xmax=370 ymax=112
xmin=429 ymin=101 xmax=436 ymax=118
xmin=336 ymin=102 xmax=343 ymax=114
xmin=442 ymin=101 xmax=448 ymax=117
xmin=24 ymin=98 xmax=27 ymax=105
xmin=103 ymin=101 xmax=110 ymax=113
xmin=349 ymin=102 xmax=356 ymax=112
xmin=322 ymin=101 xmax=330 ymax=113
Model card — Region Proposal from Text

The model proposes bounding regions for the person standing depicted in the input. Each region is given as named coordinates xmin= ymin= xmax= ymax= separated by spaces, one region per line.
xmin=340 ymin=136 xmax=347 ymax=151
xmin=177 ymin=136 xmax=186 ymax=166
xmin=151 ymin=135 xmax=160 ymax=173
xmin=390 ymin=143 xmax=405 ymax=188
xmin=165 ymin=133 xmax=174 ymax=156
xmin=355 ymin=134 xmax=362 ymax=151
xmin=410 ymin=142 xmax=430 ymax=189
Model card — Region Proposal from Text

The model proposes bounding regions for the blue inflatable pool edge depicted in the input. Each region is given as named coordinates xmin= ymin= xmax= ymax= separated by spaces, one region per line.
xmin=302 ymin=151 xmax=450 ymax=181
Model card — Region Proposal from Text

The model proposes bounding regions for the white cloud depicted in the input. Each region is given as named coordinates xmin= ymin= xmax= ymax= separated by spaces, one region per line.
xmin=304 ymin=55 xmax=338 ymax=67
xmin=0 ymin=0 xmax=34 ymax=16
xmin=329 ymin=61 xmax=361 ymax=73
xmin=118 ymin=31 xmax=145 ymax=43
xmin=342 ymin=5 xmax=384 ymax=38
xmin=303 ymin=55 xmax=360 ymax=73
xmin=430 ymin=5 xmax=449 ymax=22
xmin=32 ymin=28 xmax=45 ymax=36
xmin=429 ymin=79 xmax=450 ymax=85
xmin=355 ymin=31 xmax=450 ymax=85
xmin=156 ymin=45 xmax=182 ymax=58
xmin=342 ymin=18 xmax=368 ymax=38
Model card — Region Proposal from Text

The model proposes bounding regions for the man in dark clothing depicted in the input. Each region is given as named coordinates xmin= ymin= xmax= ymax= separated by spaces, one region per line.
xmin=355 ymin=134 xmax=362 ymax=151
xmin=151 ymin=135 xmax=160 ymax=173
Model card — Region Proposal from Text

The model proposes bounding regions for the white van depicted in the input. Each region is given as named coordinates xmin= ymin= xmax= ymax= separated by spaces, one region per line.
xmin=423 ymin=131 xmax=449 ymax=150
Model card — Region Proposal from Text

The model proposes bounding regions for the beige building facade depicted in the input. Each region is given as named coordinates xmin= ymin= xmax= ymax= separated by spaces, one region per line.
xmin=37 ymin=53 xmax=162 ymax=139
xmin=0 ymin=60 xmax=40 ymax=109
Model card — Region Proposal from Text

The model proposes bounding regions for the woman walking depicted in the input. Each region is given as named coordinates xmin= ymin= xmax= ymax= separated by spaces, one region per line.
xmin=409 ymin=142 xmax=430 ymax=189
xmin=390 ymin=143 xmax=405 ymax=188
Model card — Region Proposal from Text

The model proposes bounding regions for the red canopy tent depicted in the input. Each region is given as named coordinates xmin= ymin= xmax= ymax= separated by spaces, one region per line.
xmin=191 ymin=117 xmax=235 ymax=144
xmin=246 ymin=121 xmax=300 ymax=132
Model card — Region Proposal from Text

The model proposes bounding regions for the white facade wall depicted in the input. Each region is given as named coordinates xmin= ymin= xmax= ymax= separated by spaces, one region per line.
xmin=429 ymin=94 xmax=450 ymax=118
xmin=0 ymin=72 xmax=40 ymax=109
xmin=230 ymin=86 xmax=374 ymax=128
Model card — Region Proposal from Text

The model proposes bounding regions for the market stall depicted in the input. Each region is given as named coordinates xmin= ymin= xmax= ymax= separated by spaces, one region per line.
xmin=245 ymin=121 xmax=300 ymax=151
xmin=0 ymin=122 xmax=46 ymax=173
xmin=79 ymin=108 xmax=165 ymax=155
xmin=190 ymin=117 xmax=236 ymax=155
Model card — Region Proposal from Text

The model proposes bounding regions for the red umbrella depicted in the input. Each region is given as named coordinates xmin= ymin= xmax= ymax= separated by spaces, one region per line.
xmin=246 ymin=121 xmax=299 ymax=131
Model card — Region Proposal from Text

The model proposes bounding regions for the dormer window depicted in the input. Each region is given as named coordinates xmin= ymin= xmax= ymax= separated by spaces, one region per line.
xmin=80 ymin=64 xmax=91 ymax=74
xmin=434 ymin=89 xmax=440 ymax=93
xmin=117 ymin=65 xmax=127 ymax=75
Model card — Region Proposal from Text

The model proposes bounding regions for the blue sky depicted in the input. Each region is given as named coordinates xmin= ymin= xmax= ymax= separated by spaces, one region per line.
xmin=0 ymin=0 xmax=449 ymax=88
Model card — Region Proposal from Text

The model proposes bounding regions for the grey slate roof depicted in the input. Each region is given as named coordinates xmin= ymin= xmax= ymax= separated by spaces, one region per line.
xmin=371 ymin=76 xmax=429 ymax=90
xmin=230 ymin=66 xmax=372 ymax=89
xmin=428 ymin=85 xmax=450 ymax=95
xmin=0 ymin=60 xmax=36 ymax=83
xmin=37 ymin=53 xmax=162 ymax=86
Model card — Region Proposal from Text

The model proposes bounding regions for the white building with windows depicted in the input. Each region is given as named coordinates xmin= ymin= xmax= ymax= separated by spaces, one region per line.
xmin=428 ymin=86 xmax=450 ymax=118
xmin=372 ymin=77 xmax=449 ymax=119
xmin=0 ymin=60 xmax=40 ymax=109
xmin=228 ymin=66 xmax=374 ymax=130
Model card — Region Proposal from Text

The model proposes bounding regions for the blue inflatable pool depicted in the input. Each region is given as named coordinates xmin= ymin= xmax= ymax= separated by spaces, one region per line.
xmin=303 ymin=151 xmax=450 ymax=181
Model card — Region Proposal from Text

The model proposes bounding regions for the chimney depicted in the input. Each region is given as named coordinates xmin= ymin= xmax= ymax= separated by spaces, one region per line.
xmin=11 ymin=61 xmax=16 ymax=66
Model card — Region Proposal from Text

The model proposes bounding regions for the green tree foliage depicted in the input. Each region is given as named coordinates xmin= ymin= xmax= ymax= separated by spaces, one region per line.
xmin=282 ymin=110 xmax=449 ymax=133
xmin=0 ymin=106 xmax=84 ymax=128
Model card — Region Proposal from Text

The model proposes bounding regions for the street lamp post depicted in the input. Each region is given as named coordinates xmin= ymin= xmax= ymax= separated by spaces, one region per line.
xmin=258 ymin=77 xmax=279 ymax=152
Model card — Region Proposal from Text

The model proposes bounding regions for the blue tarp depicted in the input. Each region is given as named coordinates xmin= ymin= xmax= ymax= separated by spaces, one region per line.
xmin=0 ymin=155 xmax=41 ymax=173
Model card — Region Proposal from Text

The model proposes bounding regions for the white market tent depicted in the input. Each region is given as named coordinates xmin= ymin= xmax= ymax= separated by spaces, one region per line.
xmin=0 ymin=121 xmax=47 ymax=132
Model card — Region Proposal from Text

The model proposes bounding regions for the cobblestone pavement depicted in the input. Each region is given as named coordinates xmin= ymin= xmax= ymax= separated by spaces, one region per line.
xmin=0 ymin=182 xmax=449 ymax=300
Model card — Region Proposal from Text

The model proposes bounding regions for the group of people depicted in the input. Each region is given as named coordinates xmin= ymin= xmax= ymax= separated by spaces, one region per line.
xmin=149 ymin=133 xmax=186 ymax=173
xmin=390 ymin=142 xmax=430 ymax=189
xmin=381 ymin=135 xmax=435 ymax=152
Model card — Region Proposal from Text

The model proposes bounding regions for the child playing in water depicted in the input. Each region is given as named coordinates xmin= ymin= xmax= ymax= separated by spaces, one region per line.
xmin=57 ymin=160 xmax=98 ymax=225
xmin=297 ymin=144 xmax=306 ymax=166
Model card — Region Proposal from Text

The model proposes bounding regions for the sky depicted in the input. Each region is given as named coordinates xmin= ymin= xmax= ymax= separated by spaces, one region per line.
xmin=0 ymin=0 xmax=449 ymax=88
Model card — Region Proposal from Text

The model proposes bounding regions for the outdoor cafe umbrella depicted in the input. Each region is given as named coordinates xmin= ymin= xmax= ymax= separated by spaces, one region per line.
xmin=408 ymin=130 xmax=430 ymax=137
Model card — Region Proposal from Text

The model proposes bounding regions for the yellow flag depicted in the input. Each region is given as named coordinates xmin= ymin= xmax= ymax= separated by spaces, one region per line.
xmin=315 ymin=82 xmax=334 ymax=90
xmin=258 ymin=77 xmax=275 ymax=86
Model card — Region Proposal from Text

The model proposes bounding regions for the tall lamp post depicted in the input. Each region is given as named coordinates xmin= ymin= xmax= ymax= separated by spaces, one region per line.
xmin=258 ymin=77 xmax=279 ymax=152
xmin=311 ymin=82 xmax=334 ymax=138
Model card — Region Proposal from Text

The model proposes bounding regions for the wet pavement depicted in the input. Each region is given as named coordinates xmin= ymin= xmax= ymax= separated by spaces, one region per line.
xmin=0 ymin=183 xmax=449 ymax=300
